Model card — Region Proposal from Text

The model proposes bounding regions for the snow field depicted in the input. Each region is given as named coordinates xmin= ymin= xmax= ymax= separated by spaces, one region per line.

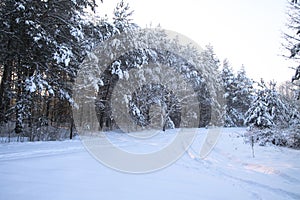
xmin=0 ymin=128 xmax=299 ymax=200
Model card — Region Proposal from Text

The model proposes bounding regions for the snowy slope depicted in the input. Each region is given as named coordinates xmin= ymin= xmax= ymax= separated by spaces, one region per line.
xmin=0 ymin=128 xmax=299 ymax=200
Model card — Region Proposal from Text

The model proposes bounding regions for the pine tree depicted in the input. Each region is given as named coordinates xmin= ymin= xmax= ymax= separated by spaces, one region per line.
xmin=113 ymin=0 xmax=136 ymax=32
xmin=0 ymin=0 xmax=98 ymax=137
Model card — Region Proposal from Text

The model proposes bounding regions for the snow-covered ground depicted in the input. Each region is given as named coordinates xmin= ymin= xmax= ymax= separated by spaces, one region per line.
xmin=0 ymin=128 xmax=299 ymax=200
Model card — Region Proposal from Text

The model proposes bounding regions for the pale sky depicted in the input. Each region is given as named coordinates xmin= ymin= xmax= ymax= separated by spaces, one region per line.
xmin=97 ymin=0 xmax=294 ymax=83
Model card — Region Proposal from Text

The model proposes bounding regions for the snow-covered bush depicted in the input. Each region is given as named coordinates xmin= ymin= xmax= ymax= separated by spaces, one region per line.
xmin=245 ymin=123 xmax=300 ymax=149
xmin=287 ymin=121 xmax=300 ymax=149
xmin=0 ymin=122 xmax=74 ymax=143
xmin=245 ymin=128 xmax=287 ymax=147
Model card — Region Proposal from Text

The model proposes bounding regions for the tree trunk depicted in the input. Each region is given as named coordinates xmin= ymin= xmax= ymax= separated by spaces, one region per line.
xmin=70 ymin=113 xmax=74 ymax=140
xmin=0 ymin=63 xmax=12 ymax=123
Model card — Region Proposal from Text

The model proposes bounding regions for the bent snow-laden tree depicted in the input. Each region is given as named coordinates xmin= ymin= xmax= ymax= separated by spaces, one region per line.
xmin=73 ymin=1 xmax=224 ymax=133
xmin=95 ymin=47 xmax=212 ymax=131
xmin=127 ymin=83 xmax=181 ymax=131
xmin=75 ymin=27 xmax=224 ymax=132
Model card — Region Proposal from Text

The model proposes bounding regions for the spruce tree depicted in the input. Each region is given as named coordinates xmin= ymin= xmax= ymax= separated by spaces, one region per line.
xmin=245 ymin=80 xmax=288 ymax=129
xmin=221 ymin=59 xmax=238 ymax=127
xmin=234 ymin=66 xmax=253 ymax=126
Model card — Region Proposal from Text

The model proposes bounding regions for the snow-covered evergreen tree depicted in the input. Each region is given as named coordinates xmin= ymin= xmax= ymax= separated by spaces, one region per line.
xmin=245 ymin=80 xmax=289 ymax=129
xmin=221 ymin=59 xmax=238 ymax=127
xmin=234 ymin=66 xmax=254 ymax=126
xmin=221 ymin=62 xmax=253 ymax=127
xmin=113 ymin=0 xmax=136 ymax=32
xmin=245 ymin=79 xmax=300 ymax=148
xmin=245 ymin=80 xmax=275 ymax=129
xmin=198 ymin=45 xmax=224 ymax=126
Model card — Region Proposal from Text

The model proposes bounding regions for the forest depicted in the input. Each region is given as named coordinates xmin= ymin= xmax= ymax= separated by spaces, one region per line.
xmin=0 ymin=0 xmax=299 ymax=149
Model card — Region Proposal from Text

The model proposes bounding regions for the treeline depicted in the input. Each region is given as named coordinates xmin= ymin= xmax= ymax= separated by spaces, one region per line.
xmin=0 ymin=0 xmax=299 ymax=148
xmin=0 ymin=0 xmax=225 ymax=141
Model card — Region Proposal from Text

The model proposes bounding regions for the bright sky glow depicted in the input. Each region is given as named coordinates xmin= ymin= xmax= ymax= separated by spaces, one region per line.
xmin=96 ymin=0 xmax=294 ymax=83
